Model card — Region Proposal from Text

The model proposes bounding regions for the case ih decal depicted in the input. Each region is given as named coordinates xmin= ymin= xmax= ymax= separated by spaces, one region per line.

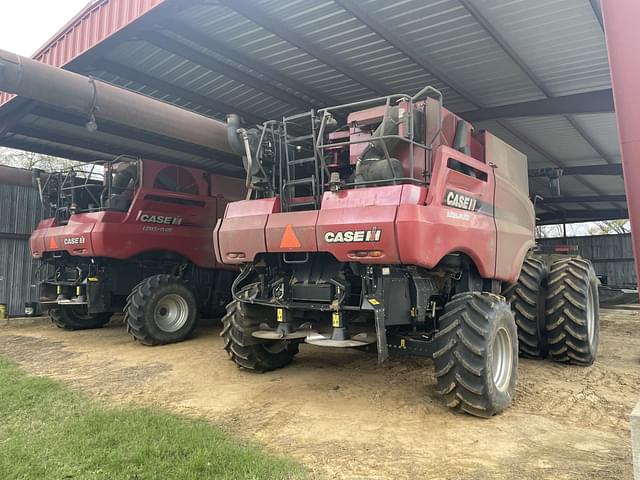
xmin=444 ymin=190 xmax=480 ymax=212
xmin=136 ymin=212 xmax=183 ymax=225
xmin=63 ymin=236 xmax=86 ymax=245
xmin=324 ymin=227 xmax=382 ymax=243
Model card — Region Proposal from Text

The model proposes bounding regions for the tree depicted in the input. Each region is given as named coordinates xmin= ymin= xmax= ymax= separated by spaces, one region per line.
xmin=0 ymin=147 xmax=79 ymax=171
xmin=589 ymin=219 xmax=630 ymax=235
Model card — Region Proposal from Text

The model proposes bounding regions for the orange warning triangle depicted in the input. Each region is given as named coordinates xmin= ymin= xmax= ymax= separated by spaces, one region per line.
xmin=280 ymin=224 xmax=301 ymax=249
xmin=48 ymin=237 xmax=59 ymax=250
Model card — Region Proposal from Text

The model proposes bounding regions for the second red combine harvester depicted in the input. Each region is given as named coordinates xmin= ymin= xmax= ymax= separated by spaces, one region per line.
xmin=216 ymin=87 xmax=600 ymax=417
xmin=30 ymin=159 xmax=242 ymax=345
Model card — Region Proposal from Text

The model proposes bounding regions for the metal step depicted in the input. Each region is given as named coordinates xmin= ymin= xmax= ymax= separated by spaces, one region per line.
xmin=284 ymin=177 xmax=315 ymax=188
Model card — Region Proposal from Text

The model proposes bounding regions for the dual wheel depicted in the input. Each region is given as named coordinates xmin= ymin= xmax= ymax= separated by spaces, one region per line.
xmin=49 ymin=274 xmax=198 ymax=346
xmin=502 ymin=255 xmax=599 ymax=364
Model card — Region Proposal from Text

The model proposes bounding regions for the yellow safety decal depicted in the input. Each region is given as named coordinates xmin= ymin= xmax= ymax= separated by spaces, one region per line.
xmin=56 ymin=286 xmax=61 ymax=294
xmin=400 ymin=338 xmax=407 ymax=349
xmin=368 ymin=298 xmax=380 ymax=306
xmin=276 ymin=308 xmax=284 ymax=322
xmin=76 ymin=286 xmax=81 ymax=296
xmin=88 ymin=277 xmax=99 ymax=282
xmin=332 ymin=312 xmax=341 ymax=328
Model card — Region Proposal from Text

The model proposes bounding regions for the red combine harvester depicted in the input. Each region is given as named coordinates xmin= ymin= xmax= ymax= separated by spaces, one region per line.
xmin=0 ymin=48 xmax=246 ymax=346
xmin=217 ymin=87 xmax=600 ymax=416
xmin=30 ymin=158 xmax=243 ymax=344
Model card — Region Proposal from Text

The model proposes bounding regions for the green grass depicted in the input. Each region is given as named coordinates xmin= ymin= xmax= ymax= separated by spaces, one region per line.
xmin=0 ymin=358 xmax=306 ymax=480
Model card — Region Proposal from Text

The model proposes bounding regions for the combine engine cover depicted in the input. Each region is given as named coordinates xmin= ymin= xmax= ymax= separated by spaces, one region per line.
xmin=216 ymin=94 xmax=534 ymax=282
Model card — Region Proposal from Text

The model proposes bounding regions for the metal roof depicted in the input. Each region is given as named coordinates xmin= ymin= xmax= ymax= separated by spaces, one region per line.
xmin=0 ymin=0 xmax=625 ymax=224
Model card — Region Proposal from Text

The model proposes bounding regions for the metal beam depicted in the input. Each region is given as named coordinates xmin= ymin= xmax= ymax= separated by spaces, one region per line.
xmin=460 ymin=89 xmax=614 ymax=122
xmin=333 ymin=0 xmax=479 ymax=105
xmin=537 ymin=208 xmax=629 ymax=225
xmin=141 ymin=30 xmax=311 ymax=111
xmin=1 ymin=138 xmax=113 ymax=163
xmin=7 ymin=125 xmax=238 ymax=176
xmin=589 ymin=0 xmax=605 ymax=31
xmin=218 ymin=0 xmax=390 ymax=96
xmin=529 ymin=164 xmax=623 ymax=177
xmin=32 ymin=106 xmax=240 ymax=166
xmin=162 ymin=19 xmax=340 ymax=107
xmin=94 ymin=59 xmax=262 ymax=124
xmin=538 ymin=194 xmax=627 ymax=205
xmin=9 ymin=125 xmax=152 ymax=160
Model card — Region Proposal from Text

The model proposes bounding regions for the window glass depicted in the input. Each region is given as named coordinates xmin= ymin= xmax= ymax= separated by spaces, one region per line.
xmin=153 ymin=166 xmax=199 ymax=194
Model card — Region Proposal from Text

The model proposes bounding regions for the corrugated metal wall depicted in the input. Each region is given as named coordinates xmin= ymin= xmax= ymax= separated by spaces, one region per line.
xmin=538 ymin=234 xmax=636 ymax=286
xmin=0 ymin=182 xmax=42 ymax=315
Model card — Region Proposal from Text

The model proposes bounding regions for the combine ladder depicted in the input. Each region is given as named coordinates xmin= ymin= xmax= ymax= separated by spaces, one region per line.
xmin=281 ymin=111 xmax=324 ymax=212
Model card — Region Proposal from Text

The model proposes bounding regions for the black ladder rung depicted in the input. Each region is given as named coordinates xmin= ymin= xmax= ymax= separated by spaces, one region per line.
xmin=287 ymin=134 xmax=314 ymax=143
xmin=289 ymin=156 xmax=316 ymax=166
xmin=284 ymin=177 xmax=315 ymax=188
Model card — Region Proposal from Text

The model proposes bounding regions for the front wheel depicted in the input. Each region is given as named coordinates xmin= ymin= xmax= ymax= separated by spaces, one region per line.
xmin=124 ymin=274 xmax=198 ymax=346
xmin=221 ymin=285 xmax=299 ymax=373
xmin=433 ymin=292 xmax=518 ymax=418
xmin=49 ymin=307 xmax=112 ymax=331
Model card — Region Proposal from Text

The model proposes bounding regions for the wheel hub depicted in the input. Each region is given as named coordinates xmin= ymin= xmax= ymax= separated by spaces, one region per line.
xmin=154 ymin=293 xmax=189 ymax=333
xmin=492 ymin=327 xmax=514 ymax=392
xmin=586 ymin=283 xmax=596 ymax=349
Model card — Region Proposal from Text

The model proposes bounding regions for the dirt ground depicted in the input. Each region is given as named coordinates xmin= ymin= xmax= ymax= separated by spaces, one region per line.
xmin=1 ymin=306 xmax=639 ymax=480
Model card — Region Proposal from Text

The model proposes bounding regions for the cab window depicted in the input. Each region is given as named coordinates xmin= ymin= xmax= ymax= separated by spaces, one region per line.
xmin=153 ymin=166 xmax=200 ymax=195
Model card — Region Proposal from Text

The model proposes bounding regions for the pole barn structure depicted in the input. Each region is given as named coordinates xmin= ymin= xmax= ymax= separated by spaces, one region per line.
xmin=0 ymin=0 xmax=635 ymax=272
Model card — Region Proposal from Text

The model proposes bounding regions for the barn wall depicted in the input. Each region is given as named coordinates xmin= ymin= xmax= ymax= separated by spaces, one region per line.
xmin=538 ymin=234 xmax=635 ymax=286
xmin=0 ymin=178 xmax=42 ymax=315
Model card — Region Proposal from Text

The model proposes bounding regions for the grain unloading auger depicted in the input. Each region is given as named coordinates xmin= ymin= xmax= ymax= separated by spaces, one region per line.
xmin=0 ymin=49 xmax=245 ymax=344
xmin=0 ymin=48 xmax=234 ymax=161
xmin=216 ymin=87 xmax=601 ymax=417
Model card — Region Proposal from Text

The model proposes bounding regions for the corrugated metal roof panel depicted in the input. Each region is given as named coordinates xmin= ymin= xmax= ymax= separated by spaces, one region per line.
xmin=505 ymin=116 xmax=609 ymax=166
xmin=570 ymin=113 xmax=621 ymax=160
xmin=0 ymin=0 xmax=166 ymax=106
xmin=473 ymin=0 xmax=610 ymax=97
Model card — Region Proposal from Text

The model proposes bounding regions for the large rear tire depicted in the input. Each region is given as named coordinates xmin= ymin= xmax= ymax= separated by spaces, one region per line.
xmin=221 ymin=285 xmax=299 ymax=373
xmin=49 ymin=307 xmax=111 ymax=331
xmin=502 ymin=255 xmax=548 ymax=358
xmin=545 ymin=257 xmax=599 ymax=365
xmin=124 ymin=274 xmax=198 ymax=346
xmin=433 ymin=292 xmax=518 ymax=418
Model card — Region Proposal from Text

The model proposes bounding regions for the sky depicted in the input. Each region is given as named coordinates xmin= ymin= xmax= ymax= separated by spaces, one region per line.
xmin=0 ymin=1 xmax=90 ymax=56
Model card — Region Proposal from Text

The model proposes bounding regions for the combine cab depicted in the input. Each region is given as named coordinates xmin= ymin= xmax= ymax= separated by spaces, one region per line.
xmin=215 ymin=87 xmax=600 ymax=417
xmin=31 ymin=158 xmax=243 ymax=345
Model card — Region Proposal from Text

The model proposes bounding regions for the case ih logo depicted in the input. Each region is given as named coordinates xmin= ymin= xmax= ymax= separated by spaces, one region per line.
xmin=445 ymin=190 xmax=480 ymax=212
xmin=137 ymin=212 xmax=183 ymax=225
xmin=324 ymin=227 xmax=381 ymax=243
xmin=63 ymin=237 xmax=86 ymax=245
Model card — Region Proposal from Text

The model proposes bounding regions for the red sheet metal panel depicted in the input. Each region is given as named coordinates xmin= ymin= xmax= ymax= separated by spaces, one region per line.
xmin=0 ymin=0 xmax=166 ymax=106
